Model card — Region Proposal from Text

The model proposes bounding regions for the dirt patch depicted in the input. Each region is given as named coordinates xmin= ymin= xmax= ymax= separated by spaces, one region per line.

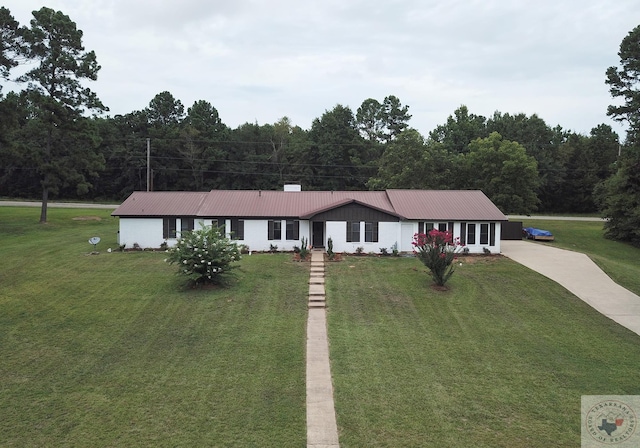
xmin=457 ymin=255 xmax=502 ymax=264
xmin=72 ymin=216 xmax=102 ymax=221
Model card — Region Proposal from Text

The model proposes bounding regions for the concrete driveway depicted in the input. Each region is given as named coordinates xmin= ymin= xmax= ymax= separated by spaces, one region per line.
xmin=501 ymin=240 xmax=640 ymax=337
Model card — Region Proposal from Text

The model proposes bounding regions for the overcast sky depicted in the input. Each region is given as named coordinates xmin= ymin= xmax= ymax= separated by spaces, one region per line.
xmin=4 ymin=1 xmax=639 ymax=139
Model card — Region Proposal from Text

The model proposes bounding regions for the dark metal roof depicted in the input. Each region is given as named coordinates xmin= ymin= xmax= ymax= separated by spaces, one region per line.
xmin=112 ymin=189 xmax=507 ymax=221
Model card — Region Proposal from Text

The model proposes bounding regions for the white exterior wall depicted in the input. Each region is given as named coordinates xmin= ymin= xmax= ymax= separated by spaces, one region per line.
xmin=118 ymin=217 xmax=502 ymax=253
xmin=119 ymin=218 xmax=165 ymax=248
xmin=461 ymin=221 xmax=501 ymax=254
xmin=395 ymin=221 xmax=503 ymax=254
xmin=325 ymin=221 xmax=346 ymax=252
xmin=324 ymin=221 xmax=400 ymax=254
xmin=226 ymin=219 xmax=312 ymax=252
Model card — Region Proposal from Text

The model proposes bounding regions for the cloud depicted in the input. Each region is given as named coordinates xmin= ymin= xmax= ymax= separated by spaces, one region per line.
xmin=2 ymin=0 xmax=638 ymax=138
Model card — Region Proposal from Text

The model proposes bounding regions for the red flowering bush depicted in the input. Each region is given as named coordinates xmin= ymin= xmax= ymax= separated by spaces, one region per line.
xmin=412 ymin=229 xmax=463 ymax=287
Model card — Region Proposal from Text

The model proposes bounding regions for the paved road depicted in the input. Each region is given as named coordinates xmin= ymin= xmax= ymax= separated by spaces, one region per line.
xmin=502 ymin=240 xmax=640 ymax=337
xmin=0 ymin=201 xmax=117 ymax=209
xmin=506 ymin=215 xmax=605 ymax=222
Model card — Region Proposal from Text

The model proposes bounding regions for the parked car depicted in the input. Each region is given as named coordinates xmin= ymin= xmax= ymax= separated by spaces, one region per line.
xmin=523 ymin=227 xmax=555 ymax=241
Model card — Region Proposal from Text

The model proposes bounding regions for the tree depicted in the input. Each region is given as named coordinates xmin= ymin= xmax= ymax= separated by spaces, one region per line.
xmin=367 ymin=129 xmax=453 ymax=190
xmin=381 ymin=95 xmax=412 ymax=142
xmin=463 ymin=132 xmax=540 ymax=214
xmin=18 ymin=7 xmax=106 ymax=222
xmin=146 ymin=91 xmax=185 ymax=127
xmin=180 ymin=100 xmax=229 ymax=190
xmin=144 ymin=92 xmax=185 ymax=191
xmin=558 ymin=125 xmax=619 ymax=213
xmin=356 ymin=98 xmax=384 ymax=142
xmin=487 ymin=112 xmax=568 ymax=211
xmin=606 ymin=24 xmax=640 ymax=145
xmin=595 ymin=147 xmax=640 ymax=246
xmin=0 ymin=7 xmax=24 ymax=87
xmin=355 ymin=95 xmax=411 ymax=144
xmin=597 ymin=24 xmax=640 ymax=246
xmin=429 ymin=105 xmax=487 ymax=154
xmin=308 ymin=104 xmax=368 ymax=190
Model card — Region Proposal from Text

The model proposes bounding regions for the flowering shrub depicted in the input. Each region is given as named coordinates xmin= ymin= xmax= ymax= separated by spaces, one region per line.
xmin=412 ymin=229 xmax=463 ymax=287
xmin=165 ymin=225 xmax=241 ymax=285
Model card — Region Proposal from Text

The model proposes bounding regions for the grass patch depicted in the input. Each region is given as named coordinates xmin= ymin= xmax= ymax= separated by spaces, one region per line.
xmin=0 ymin=207 xmax=308 ymax=446
xmin=520 ymin=219 xmax=640 ymax=295
xmin=327 ymin=256 xmax=640 ymax=447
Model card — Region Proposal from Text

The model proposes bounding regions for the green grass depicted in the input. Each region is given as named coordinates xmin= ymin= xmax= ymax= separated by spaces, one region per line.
xmin=520 ymin=219 xmax=640 ymax=295
xmin=0 ymin=207 xmax=308 ymax=447
xmin=3 ymin=207 xmax=640 ymax=447
xmin=326 ymin=256 xmax=640 ymax=447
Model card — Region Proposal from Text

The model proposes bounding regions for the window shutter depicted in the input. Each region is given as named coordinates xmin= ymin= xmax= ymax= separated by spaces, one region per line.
xmin=490 ymin=222 xmax=496 ymax=246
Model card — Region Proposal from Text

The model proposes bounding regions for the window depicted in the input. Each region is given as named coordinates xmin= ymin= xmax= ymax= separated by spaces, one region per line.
xmin=268 ymin=220 xmax=282 ymax=240
xmin=286 ymin=220 xmax=299 ymax=240
xmin=215 ymin=218 xmax=225 ymax=232
xmin=163 ymin=217 xmax=177 ymax=239
xmin=365 ymin=222 xmax=379 ymax=242
xmin=438 ymin=222 xmax=447 ymax=232
xmin=467 ymin=223 xmax=476 ymax=245
xmin=231 ymin=219 xmax=244 ymax=240
xmin=480 ymin=223 xmax=489 ymax=245
xmin=181 ymin=217 xmax=194 ymax=233
xmin=346 ymin=221 xmax=360 ymax=242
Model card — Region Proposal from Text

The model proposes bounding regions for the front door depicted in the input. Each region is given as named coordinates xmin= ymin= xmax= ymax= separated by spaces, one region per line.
xmin=312 ymin=221 xmax=324 ymax=247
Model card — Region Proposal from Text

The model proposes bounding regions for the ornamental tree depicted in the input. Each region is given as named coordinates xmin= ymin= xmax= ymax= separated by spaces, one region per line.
xmin=165 ymin=225 xmax=241 ymax=285
xmin=412 ymin=230 xmax=463 ymax=287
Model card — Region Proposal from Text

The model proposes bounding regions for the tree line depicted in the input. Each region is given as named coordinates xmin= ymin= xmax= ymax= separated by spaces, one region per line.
xmin=0 ymin=7 xmax=638 ymax=247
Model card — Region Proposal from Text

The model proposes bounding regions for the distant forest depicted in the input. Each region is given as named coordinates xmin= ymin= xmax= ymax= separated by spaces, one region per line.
xmin=1 ymin=88 xmax=621 ymax=215
xmin=0 ymin=6 xmax=625 ymax=216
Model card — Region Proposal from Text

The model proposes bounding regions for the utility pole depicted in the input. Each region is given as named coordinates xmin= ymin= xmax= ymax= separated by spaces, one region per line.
xmin=146 ymin=138 xmax=151 ymax=191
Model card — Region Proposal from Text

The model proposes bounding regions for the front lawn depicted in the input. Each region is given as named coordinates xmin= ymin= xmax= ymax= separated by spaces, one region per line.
xmin=326 ymin=255 xmax=640 ymax=447
xmin=0 ymin=207 xmax=308 ymax=447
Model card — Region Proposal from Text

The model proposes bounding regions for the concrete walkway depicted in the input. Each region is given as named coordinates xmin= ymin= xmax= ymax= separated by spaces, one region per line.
xmin=306 ymin=250 xmax=340 ymax=447
xmin=501 ymin=240 xmax=640 ymax=337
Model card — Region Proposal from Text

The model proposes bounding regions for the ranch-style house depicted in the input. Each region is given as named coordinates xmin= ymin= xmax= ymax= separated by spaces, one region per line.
xmin=111 ymin=186 xmax=507 ymax=254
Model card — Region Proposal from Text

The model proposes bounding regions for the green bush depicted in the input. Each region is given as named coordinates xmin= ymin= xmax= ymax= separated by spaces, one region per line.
xmin=327 ymin=237 xmax=335 ymax=260
xmin=165 ymin=225 xmax=241 ymax=285
xmin=299 ymin=236 xmax=309 ymax=260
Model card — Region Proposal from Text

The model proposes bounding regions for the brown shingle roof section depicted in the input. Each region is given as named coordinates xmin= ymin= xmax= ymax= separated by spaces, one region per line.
xmin=111 ymin=189 xmax=507 ymax=221
xmin=386 ymin=189 xmax=507 ymax=221
xmin=111 ymin=191 xmax=208 ymax=216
